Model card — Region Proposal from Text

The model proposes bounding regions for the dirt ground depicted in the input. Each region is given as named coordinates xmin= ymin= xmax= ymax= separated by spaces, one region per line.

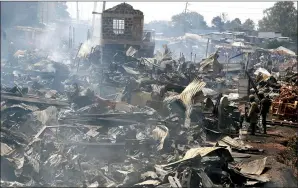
xmin=244 ymin=125 xmax=298 ymax=187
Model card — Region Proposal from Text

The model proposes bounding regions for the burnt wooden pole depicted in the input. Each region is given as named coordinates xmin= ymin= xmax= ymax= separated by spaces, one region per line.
xmin=183 ymin=2 xmax=188 ymax=35
xmin=76 ymin=2 xmax=79 ymax=21
xmin=205 ymin=38 xmax=210 ymax=58
xmin=69 ymin=26 xmax=71 ymax=49
xmin=73 ymin=27 xmax=75 ymax=48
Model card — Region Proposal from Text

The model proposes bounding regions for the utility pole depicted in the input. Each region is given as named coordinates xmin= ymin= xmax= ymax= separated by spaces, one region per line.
xmin=183 ymin=2 xmax=188 ymax=35
xmin=69 ymin=26 xmax=72 ymax=49
xmin=46 ymin=2 xmax=49 ymax=24
xmin=76 ymin=2 xmax=79 ymax=22
xmin=99 ymin=1 xmax=106 ymax=96
xmin=41 ymin=3 xmax=44 ymax=24
xmin=91 ymin=2 xmax=98 ymax=37
xmin=103 ymin=1 xmax=106 ymax=11
xmin=73 ymin=27 xmax=75 ymax=47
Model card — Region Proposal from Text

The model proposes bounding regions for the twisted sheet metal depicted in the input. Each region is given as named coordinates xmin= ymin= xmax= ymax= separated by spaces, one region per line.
xmin=164 ymin=78 xmax=206 ymax=108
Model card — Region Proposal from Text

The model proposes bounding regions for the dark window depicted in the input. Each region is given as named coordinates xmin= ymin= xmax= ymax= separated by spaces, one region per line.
xmin=113 ymin=19 xmax=125 ymax=35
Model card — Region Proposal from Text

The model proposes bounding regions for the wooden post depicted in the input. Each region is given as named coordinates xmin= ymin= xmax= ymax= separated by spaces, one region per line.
xmin=99 ymin=1 xmax=106 ymax=96
xmin=69 ymin=26 xmax=71 ymax=49
xmin=76 ymin=43 xmax=83 ymax=73
xmin=73 ymin=27 xmax=75 ymax=48
xmin=194 ymin=54 xmax=196 ymax=63
xmin=183 ymin=2 xmax=188 ymax=35
xmin=205 ymin=38 xmax=210 ymax=58
xmin=76 ymin=2 xmax=79 ymax=21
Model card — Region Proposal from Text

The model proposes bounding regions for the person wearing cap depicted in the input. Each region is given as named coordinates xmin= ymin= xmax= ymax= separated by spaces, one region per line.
xmin=258 ymin=92 xmax=271 ymax=134
xmin=248 ymin=95 xmax=260 ymax=135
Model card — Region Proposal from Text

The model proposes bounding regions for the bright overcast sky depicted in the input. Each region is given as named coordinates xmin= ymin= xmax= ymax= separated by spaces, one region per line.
xmin=67 ymin=2 xmax=289 ymax=26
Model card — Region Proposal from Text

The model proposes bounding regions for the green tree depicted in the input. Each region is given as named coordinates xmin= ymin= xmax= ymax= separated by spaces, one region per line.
xmin=225 ymin=18 xmax=242 ymax=31
xmin=145 ymin=20 xmax=170 ymax=31
xmin=264 ymin=39 xmax=289 ymax=49
xmin=242 ymin=19 xmax=255 ymax=31
xmin=171 ymin=11 xmax=208 ymax=32
xmin=258 ymin=2 xmax=297 ymax=38
xmin=233 ymin=18 xmax=241 ymax=25
xmin=211 ymin=16 xmax=225 ymax=31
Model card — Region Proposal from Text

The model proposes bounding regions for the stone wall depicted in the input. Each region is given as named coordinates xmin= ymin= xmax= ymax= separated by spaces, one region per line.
xmin=102 ymin=3 xmax=144 ymax=42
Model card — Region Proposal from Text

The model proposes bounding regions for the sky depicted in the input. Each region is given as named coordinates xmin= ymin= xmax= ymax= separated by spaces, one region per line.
xmin=67 ymin=2 xmax=288 ymax=26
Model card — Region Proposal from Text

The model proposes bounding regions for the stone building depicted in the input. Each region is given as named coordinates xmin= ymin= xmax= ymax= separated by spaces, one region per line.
xmin=101 ymin=3 xmax=154 ymax=61
xmin=102 ymin=3 xmax=144 ymax=45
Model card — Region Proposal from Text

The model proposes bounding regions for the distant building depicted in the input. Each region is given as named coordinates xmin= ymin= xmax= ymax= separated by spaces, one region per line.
xmin=101 ymin=3 xmax=144 ymax=44
xmin=258 ymin=31 xmax=282 ymax=39
xmin=100 ymin=3 xmax=155 ymax=61
xmin=208 ymin=32 xmax=236 ymax=41
xmin=277 ymin=37 xmax=290 ymax=42
xmin=190 ymin=29 xmax=218 ymax=35
xmin=244 ymin=36 xmax=263 ymax=45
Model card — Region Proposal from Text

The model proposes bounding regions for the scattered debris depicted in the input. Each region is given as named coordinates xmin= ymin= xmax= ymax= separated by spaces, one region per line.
xmin=1 ymin=2 xmax=298 ymax=187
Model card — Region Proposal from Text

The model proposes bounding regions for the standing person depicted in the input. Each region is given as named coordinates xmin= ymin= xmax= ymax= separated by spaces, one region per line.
xmin=212 ymin=93 xmax=223 ymax=116
xmin=258 ymin=92 xmax=271 ymax=134
xmin=180 ymin=53 xmax=185 ymax=63
xmin=247 ymin=95 xmax=260 ymax=135
xmin=163 ymin=44 xmax=169 ymax=55
xmin=8 ymin=42 xmax=16 ymax=65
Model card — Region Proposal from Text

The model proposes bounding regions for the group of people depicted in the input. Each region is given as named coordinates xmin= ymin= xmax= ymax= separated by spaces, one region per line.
xmin=246 ymin=91 xmax=272 ymax=135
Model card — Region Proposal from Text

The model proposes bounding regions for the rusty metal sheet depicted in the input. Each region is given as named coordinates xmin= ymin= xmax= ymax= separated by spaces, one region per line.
xmin=237 ymin=157 xmax=267 ymax=175
xmin=168 ymin=176 xmax=182 ymax=188
xmin=162 ymin=147 xmax=232 ymax=167
xmin=219 ymin=136 xmax=250 ymax=150
xmin=230 ymin=165 xmax=270 ymax=183
xmin=1 ymin=142 xmax=15 ymax=156
xmin=197 ymin=170 xmax=217 ymax=188
xmin=1 ymin=94 xmax=69 ymax=107
xmin=135 ymin=180 xmax=160 ymax=186
xmin=59 ymin=141 xmax=125 ymax=147
xmin=152 ymin=125 xmax=169 ymax=151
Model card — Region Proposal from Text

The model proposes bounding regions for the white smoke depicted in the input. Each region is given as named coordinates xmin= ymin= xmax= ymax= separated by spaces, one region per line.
xmin=77 ymin=39 xmax=100 ymax=58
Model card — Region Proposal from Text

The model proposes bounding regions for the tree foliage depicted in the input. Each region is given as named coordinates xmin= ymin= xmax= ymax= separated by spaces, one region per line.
xmin=171 ymin=11 xmax=208 ymax=32
xmin=211 ymin=15 xmax=256 ymax=32
xmin=211 ymin=16 xmax=225 ymax=31
xmin=242 ymin=19 xmax=255 ymax=31
xmin=225 ymin=18 xmax=242 ymax=31
xmin=258 ymin=2 xmax=297 ymax=38
xmin=264 ymin=39 xmax=289 ymax=49
xmin=1 ymin=2 xmax=71 ymax=29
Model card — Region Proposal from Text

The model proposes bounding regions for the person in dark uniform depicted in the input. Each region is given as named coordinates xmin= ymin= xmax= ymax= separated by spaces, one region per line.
xmin=8 ymin=42 xmax=16 ymax=65
xmin=258 ymin=92 xmax=271 ymax=134
xmin=163 ymin=44 xmax=169 ymax=55
xmin=121 ymin=79 xmax=138 ymax=104
xmin=247 ymin=95 xmax=260 ymax=135
xmin=212 ymin=93 xmax=223 ymax=116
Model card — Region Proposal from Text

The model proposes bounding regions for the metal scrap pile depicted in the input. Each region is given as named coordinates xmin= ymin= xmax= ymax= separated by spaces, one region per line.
xmin=271 ymin=85 xmax=298 ymax=120
xmin=275 ymin=85 xmax=298 ymax=103
xmin=252 ymin=66 xmax=298 ymax=121
xmin=1 ymin=48 xmax=272 ymax=187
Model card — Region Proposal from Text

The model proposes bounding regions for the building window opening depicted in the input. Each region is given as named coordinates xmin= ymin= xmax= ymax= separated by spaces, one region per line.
xmin=113 ymin=19 xmax=125 ymax=35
